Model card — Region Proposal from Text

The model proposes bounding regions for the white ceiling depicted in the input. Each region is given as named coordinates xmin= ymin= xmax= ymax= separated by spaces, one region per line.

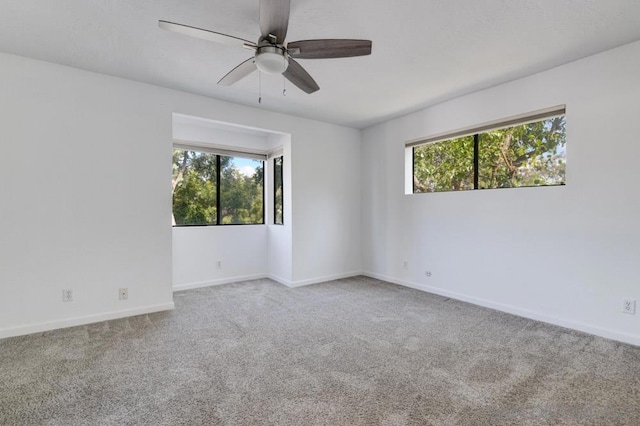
xmin=2 ymin=1 xmax=640 ymax=128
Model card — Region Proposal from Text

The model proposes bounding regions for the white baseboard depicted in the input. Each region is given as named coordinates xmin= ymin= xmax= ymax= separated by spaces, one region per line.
xmin=172 ymin=274 xmax=268 ymax=292
xmin=267 ymin=274 xmax=294 ymax=287
xmin=173 ymin=272 xmax=364 ymax=290
xmin=364 ymin=272 xmax=640 ymax=347
xmin=286 ymin=271 xmax=363 ymax=288
xmin=0 ymin=302 xmax=175 ymax=340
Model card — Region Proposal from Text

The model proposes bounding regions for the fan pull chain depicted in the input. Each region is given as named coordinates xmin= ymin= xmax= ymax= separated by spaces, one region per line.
xmin=258 ymin=72 xmax=262 ymax=104
xmin=283 ymin=76 xmax=286 ymax=97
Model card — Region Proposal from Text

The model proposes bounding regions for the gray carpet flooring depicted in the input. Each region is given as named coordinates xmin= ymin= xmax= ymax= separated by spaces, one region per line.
xmin=1 ymin=276 xmax=639 ymax=425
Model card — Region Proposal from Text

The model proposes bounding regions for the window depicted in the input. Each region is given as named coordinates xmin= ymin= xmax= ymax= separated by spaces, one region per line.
xmin=413 ymin=135 xmax=475 ymax=192
xmin=172 ymin=148 xmax=264 ymax=226
xmin=412 ymin=108 xmax=566 ymax=193
xmin=274 ymin=156 xmax=284 ymax=225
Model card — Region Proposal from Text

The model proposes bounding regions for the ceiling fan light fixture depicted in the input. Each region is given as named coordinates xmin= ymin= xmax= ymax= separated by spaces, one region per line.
xmin=255 ymin=45 xmax=289 ymax=74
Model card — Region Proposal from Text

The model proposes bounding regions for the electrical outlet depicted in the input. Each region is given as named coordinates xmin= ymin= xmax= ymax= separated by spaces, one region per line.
xmin=623 ymin=299 xmax=636 ymax=315
xmin=119 ymin=288 xmax=128 ymax=301
xmin=216 ymin=260 xmax=222 ymax=269
xmin=62 ymin=289 xmax=73 ymax=302
xmin=425 ymin=271 xmax=432 ymax=277
xmin=403 ymin=261 xmax=409 ymax=270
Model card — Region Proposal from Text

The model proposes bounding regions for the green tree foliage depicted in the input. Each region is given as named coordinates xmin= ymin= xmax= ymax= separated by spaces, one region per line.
xmin=274 ymin=156 xmax=283 ymax=224
xmin=413 ymin=136 xmax=475 ymax=192
xmin=413 ymin=117 xmax=566 ymax=193
xmin=172 ymin=150 xmax=264 ymax=225
xmin=479 ymin=117 xmax=566 ymax=188
xmin=220 ymin=163 xmax=264 ymax=224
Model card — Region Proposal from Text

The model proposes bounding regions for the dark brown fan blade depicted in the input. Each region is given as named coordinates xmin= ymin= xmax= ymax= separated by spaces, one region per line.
xmin=218 ymin=58 xmax=257 ymax=86
xmin=159 ymin=21 xmax=256 ymax=50
xmin=282 ymin=58 xmax=319 ymax=94
xmin=260 ymin=0 xmax=290 ymax=44
xmin=287 ymin=39 xmax=372 ymax=59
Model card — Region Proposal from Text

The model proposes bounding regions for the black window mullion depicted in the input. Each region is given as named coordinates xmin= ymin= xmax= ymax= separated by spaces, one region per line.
xmin=473 ymin=133 xmax=479 ymax=190
xmin=412 ymin=147 xmax=416 ymax=193
xmin=273 ymin=158 xmax=277 ymax=224
xmin=216 ymin=155 xmax=221 ymax=225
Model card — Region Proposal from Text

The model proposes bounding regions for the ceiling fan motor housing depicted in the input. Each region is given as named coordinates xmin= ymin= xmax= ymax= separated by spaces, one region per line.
xmin=255 ymin=45 xmax=289 ymax=74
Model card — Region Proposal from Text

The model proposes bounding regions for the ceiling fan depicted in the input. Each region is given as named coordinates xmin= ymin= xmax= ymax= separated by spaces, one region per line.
xmin=159 ymin=0 xmax=372 ymax=94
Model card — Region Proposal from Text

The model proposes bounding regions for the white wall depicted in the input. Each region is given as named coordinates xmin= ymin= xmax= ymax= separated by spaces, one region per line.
xmin=0 ymin=54 xmax=175 ymax=338
xmin=267 ymin=134 xmax=294 ymax=284
xmin=172 ymin=226 xmax=268 ymax=290
xmin=362 ymin=40 xmax=640 ymax=345
xmin=0 ymin=52 xmax=362 ymax=338
xmin=172 ymin=114 xmax=271 ymax=150
xmin=291 ymin=124 xmax=363 ymax=285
